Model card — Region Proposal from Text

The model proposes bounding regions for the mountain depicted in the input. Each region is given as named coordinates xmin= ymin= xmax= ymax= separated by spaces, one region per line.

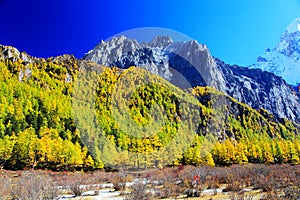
xmin=0 ymin=44 xmax=299 ymax=169
xmin=0 ymin=45 xmax=33 ymax=63
xmin=251 ymin=18 xmax=300 ymax=86
xmin=83 ymin=35 xmax=300 ymax=123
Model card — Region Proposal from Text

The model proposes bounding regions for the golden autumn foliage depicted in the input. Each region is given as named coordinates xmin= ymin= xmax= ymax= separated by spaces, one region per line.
xmin=0 ymin=56 xmax=299 ymax=170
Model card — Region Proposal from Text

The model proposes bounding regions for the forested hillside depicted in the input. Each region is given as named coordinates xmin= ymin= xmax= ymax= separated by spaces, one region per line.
xmin=0 ymin=49 xmax=299 ymax=170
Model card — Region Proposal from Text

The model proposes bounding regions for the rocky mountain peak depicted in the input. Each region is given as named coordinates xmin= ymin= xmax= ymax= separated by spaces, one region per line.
xmin=274 ymin=19 xmax=300 ymax=57
xmin=0 ymin=45 xmax=32 ymax=63
xmin=286 ymin=18 xmax=300 ymax=34
xmin=147 ymin=35 xmax=173 ymax=48
xmin=82 ymin=35 xmax=141 ymax=65
xmin=83 ymin=35 xmax=300 ymax=123
xmin=83 ymin=36 xmax=225 ymax=90
xmin=165 ymin=40 xmax=211 ymax=65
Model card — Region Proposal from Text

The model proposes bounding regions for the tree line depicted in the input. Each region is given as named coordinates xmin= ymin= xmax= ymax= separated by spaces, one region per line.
xmin=0 ymin=57 xmax=299 ymax=170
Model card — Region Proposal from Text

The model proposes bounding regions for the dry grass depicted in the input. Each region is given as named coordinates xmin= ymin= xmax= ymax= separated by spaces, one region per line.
xmin=0 ymin=164 xmax=299 ymax=199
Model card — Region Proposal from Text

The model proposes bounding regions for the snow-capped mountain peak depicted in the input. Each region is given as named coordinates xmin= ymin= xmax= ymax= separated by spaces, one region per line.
xmin=251 ymin=18 xmax=300 ymax=86
xmin=286 ymin=18 xmax=300 ymax=34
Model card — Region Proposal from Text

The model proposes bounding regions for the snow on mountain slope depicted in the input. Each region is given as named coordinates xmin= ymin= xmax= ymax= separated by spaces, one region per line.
xmin=286 ymin=18 xmax=300 ymax=34
xmin=252 ymin=18 xmax=300 ymax=85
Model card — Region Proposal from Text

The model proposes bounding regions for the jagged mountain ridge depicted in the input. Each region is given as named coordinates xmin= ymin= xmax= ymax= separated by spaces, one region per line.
xmin=1 ymin=45 xmax=300 ymax=170
xmin=83 ymin=35 xmax=300 ymax=123
xmin=251 ymin=18 xmax=300 ymax=86
xmin=1 ymin=37 xmax=300 ymax=124
xmin=83 ymin=36 xmax=226 ymax=90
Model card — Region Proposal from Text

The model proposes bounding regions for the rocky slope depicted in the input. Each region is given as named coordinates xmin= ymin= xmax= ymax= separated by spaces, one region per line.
xmin=251 ymin=18 xmax=300 ymax=86
xmin=83 ymin=35 xmax=300 ymax=123
xmin=215 ymin=58 xmax=300 ymax=122
xmin=0 ymin=45 xmax=33 ymax=63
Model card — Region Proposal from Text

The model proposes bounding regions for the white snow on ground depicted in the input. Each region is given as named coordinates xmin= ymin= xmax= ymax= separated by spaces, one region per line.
xmin=202 ymin=188 xmax=224 ymax=195
xmin=94 ymin=189 xmax=122 ymax=200
xmin=58 ymin=189 xmax=122 ymax=200
xmin=57 ymin=194 xmax=76 ymax=199
xmin=57 ymin=180 xmax=255 ymax=200
xmin=57 ymin=178 xmax=149 ymax=199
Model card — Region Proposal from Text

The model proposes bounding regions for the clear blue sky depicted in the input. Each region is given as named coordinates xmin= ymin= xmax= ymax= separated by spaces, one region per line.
xmin=0 ymin=0 xmax=299 ymax=66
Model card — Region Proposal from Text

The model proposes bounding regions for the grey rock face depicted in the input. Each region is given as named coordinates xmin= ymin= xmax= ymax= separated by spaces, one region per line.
xmin=145 ymin=36 xmax=173 ymax=48
xmin=215 ymin=58 xmax=300 ymax=122
xmin=18 ymin=67 xmax=32 ymax=82
xmin=83 ymin=35 xmax=225 ymax=90
xmin=83 ymin=36 xmax=142 ymax=65
xmin=0 ymin=45 xmax=32 ymax=63
xmin=0 ymin=45 xmax=33 ymax=82
xmin=83 ymin=35 xmax=300 ymax=123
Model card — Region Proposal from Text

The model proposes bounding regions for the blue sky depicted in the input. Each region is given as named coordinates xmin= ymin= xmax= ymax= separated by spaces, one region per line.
xmin=0 ymin=0 xmax=299 ymax=66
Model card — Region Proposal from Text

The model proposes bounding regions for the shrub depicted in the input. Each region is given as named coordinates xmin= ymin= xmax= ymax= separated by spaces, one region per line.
xmin=7 ymin=171 xmax=59 ymax=199
xmin=127 ymin=180 xmax=153 ymax=200
xmin=229 ymin=191 xmax=254 ymax=200
xmin=283 ymin=184 xmax=300 ymax=199
xmin=110 ymin=171 xmax=132 ymax=191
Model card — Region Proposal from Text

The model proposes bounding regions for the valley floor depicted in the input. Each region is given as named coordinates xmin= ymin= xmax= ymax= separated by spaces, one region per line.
xmin=0 ymin=164 xmax=299 ymax=200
